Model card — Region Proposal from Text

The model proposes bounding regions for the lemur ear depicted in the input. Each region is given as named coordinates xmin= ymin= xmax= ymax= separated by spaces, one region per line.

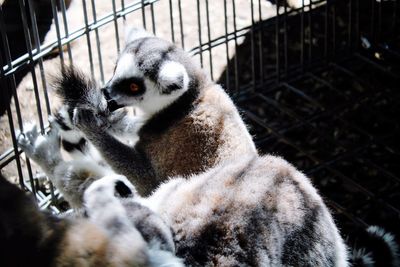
xmin=158 ymin=61 xmax=190 ymax=94
xmin=124 ymin=24 xmax=153 ymax=45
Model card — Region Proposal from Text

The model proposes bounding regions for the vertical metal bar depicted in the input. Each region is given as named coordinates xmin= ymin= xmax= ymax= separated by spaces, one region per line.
xmin=258 ymin=0 xmax=264 ymax=88
xmin=141 ymin=0 xmax=147 ymax=29
xmin=150 ymin=3 xmax=156 ymax=34
xmin=0 ymin=10 xmax=23 ymax=129
xmin=178 ymin=0 xmax=185 ymax=49
xmin=6 ymin=106 xmax=27 ymax=189
xmin=223 ymin=0 xmax=230 ymax=91
xmin=168 ymin=0 xmax=175 ymax=42
xmin=111 ymin=0 xmax=121 ymax=53
xmin=19 ymin=0 xmax=45 ymax=133
xmin=205 ymin=0 xmax=214 ymax=80
xmin=250 ymin=0 xmax=256 ymax=90
xmin=121 ymin=0 xmax=126 ymax=20
xmin=196 ymin=0 xmax=203 ymax=67
xmin=232 ymin=0 xmax=239 ymax=92
xmin=28 ymin=0 xmax=51 ymax=115
xmin=50 ymin=0 xmax=65 ymax=69
xmin=17 ymin=0 xmax=40 ymax=196
xmin=90 ymin=0 xmax=105 ymax=84
xmin=0 ymin=27 xmax=24 ymax=189
xmin=59 ymin=0 xmax=73 ymax=65
xmin=283 ymin=0 xmax=288 ymax=75
xmin=275 ymin=0 xmax=280 ymax=82
xmin=81 ymin=0 xmax=95 ymax=79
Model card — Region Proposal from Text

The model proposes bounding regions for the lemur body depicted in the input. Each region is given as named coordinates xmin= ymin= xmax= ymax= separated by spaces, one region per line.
xmin=54 ymin=28 xmax=256 ymax=195
xmin=18 ymin=124 xmax=348 ymax=266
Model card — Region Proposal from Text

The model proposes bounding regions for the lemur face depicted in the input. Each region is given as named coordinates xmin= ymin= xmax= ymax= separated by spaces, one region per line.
xmin=104 ymin=28 xmax=190 ymax=116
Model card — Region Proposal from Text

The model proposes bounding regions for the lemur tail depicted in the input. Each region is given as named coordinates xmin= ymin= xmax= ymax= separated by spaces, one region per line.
xmin=52 ymin=66 xmax=97 ymax=108
xmin=350 ymin=225 xmax=400 ymax=267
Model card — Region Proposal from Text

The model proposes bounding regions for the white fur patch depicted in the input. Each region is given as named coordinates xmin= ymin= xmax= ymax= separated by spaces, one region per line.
xmin=114 ymin=53 xmax=142 ymax=80
xmin=158 ymin=61 xmax=189 ymax=91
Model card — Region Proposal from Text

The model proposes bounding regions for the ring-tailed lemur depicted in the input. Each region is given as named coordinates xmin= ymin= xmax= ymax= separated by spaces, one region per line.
xmin=18 ymin=123 xmax=348 ymax=266
xmin=53 ymin=27 xmax=257 ymax=196
xmin=0 ymin=172 xmax=184 ymax=267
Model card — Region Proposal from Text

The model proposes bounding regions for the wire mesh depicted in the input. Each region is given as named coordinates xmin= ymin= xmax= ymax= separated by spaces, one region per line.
xmin=0 ymin=0 xmax=399 ymax=261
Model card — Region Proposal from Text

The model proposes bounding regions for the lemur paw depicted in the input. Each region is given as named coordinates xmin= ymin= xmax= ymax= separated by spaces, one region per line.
xmin=108 ymin=109 xmax=127 ymax=125
xmin=17 ymin=123 xmax=41 ymax=156
xmin=17 ymin=122 xmax=61 ymax=167
xmin=72 ymin=107 xmax=110 ymax=132
xmin=48 ymin=115 xmax=61 ymax=131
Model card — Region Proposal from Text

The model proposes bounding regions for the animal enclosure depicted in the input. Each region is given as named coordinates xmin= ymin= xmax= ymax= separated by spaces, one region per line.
xmin=1 ymin=0 xmax=400 ymax=262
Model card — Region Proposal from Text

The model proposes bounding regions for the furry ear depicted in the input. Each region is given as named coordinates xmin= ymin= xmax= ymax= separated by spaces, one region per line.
xmin=124 ymin=24 xmax=153 ymax=45
xmin=158 ymin=61 xmax=190 ymax=94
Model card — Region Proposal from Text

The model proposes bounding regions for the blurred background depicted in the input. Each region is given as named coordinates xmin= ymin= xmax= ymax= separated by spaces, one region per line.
xmin=1 ymin=0 xmax=399 ymax=265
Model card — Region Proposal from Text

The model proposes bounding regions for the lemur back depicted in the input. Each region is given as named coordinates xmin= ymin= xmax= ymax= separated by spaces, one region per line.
xmin=147 ymin=155 xmax=348 ymax=266
xmin=53 ymin=29 xmax=257 ymax=195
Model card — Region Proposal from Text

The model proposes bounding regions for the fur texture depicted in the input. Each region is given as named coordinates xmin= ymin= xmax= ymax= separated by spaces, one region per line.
xmin=18 ymin=123 xmax=348 ymax=266
xmin=350 ymin=226 xmax=400 ymax=267
xmin=18 ymin=28 xmax=348 ymax=266
xmin=52 ymin=29 xmax=257 ymax=196
xmin=16 ymin=124 xmax=183 ymax=266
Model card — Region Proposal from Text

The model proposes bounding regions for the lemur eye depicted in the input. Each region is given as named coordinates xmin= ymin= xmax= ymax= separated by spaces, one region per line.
xmin=130 ymin=83 xmax=139 ymax=93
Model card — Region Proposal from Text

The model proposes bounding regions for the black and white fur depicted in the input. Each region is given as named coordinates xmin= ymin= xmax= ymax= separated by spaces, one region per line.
xmin=350 ymin=226 xmax=400 ymax=267
xmin=18 ymin=122 xmax=348 ymax=266
xmin=16 ymin=123 xmax=184 ymax=266
xmin=54 ymin=27 xmax=257 ymax=196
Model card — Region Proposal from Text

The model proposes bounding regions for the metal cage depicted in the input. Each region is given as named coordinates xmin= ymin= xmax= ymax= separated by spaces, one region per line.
xmin=1 ymin=0 xmax=400 ymax=260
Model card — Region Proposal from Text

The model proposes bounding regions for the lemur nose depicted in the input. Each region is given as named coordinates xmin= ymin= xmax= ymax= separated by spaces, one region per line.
xmin=114 ymin=180 xmax=133 ymax=198
xmin=102 ymin=87 xmax=112 ymax=100
xmin=102 ymin=88 xmax=121 ymax=112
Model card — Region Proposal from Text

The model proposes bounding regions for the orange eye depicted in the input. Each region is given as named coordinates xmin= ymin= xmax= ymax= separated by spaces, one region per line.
xmin=130 ymin=83 xmax=139 ymax=93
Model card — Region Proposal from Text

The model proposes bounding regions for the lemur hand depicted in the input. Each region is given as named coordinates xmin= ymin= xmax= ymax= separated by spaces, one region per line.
xmin=72 ymin=107 xmax=108 ymax=133
xmin=17 ymin=123 xmax=61 ymax=170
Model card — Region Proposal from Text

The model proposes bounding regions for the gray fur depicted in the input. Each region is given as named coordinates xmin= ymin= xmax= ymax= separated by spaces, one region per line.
xmin=19 ymin=125 xmax=348 ymax=266
xmin=17 ymin=125 xmax=184 ymax=266
xmin=55 ymin=29 xmax=256 ymax=196
xmin=147 ymin=155 xmax=348 ymax=266
xmin=19 ymin=29 xmax=347 ymax=266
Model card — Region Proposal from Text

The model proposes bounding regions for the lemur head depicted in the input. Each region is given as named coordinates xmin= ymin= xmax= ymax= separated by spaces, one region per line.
xmin=103 ymin=27 xmax=196 ymax=116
